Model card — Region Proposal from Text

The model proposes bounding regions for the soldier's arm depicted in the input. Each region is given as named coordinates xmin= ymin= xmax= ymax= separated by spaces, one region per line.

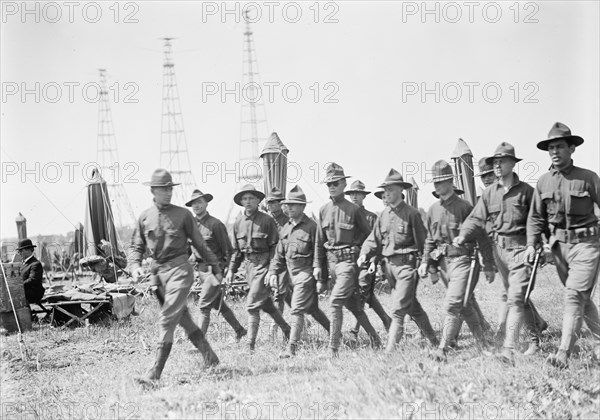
xmin=422 ymin=210 xmax=435 ymax=266
xmin=354 ymin=207 xmax=372 ymax=246
xmin=527 ymin=182 xmax=548 ymax=247
xmin=214 ymin=221 xmax=234 ymax=267
xmin=474 ymin=225 xmax=495 ymax=271
xmin=590 ymin=171 xmax=600 ymax=207
xmin=228 ymin=222 xmax=244 ymax=274
xmin=127 ymin=217 xmax=146 ymax=271
xmin=267 ymin=217 xmax=279 ymax=260
xmin=185 ymin=213 xmax=222 ymax=275
xmin=314 ymin=210 xmax=326 ymax=270
xmin=412 ymin=211 xmax=427 ymax=255
xmin=268 ymin=238 xmax=286 ymax=277
xmin=459 ymin=195 xmax=489 ymax=241
xmin=360 ymin=215 xmax=382 ymax=260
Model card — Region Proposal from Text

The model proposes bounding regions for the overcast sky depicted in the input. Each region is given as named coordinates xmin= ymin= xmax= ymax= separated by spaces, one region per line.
xmin=1 ymin=1 xmax=598 ymax=241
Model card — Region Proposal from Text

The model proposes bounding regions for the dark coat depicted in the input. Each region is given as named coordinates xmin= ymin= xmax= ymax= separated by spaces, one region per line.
xmin=22 ymin=255 xmax=45 ymax=304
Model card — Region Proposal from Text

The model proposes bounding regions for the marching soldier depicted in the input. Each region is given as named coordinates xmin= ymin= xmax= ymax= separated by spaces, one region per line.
xmin=456 ymin=143 xmax=543 ymax=364
xmin=346 ymin=180 xmax=392 ymax=336
xmin=185 ymin=189 xmax=246 ymax=341
xmin=526 ymin=122 xmax=600 ymax=368
xmin=418 ymin=161 xmax=496 ymax=361
xmin=267 ymin=186 xmax=331 ymax=357
xmin=225 ymin=184 xmax=291 ymax=351
xmin=474 ymin=157 xmax=548 ymax=343
xmin=314 ymin=163 xmax=382 ymax=357
xmin=129 ymin=169 xmax=221 ymax=385
xmin=266 ymin=187 xmax=293 ymax=336
xmin=359 ymin=169 xmax=438 ymax=352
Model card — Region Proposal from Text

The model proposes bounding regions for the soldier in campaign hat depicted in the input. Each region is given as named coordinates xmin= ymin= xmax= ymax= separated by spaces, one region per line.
xmin=225 ymin=184 xmax=291 ymax=351
xmin=129 ymin=169 xmax=221 ymax=385
xmin=346 ymin=180 xmax=392 ymax=338
xmin=185 ymin=189 xmax=246 ymax=341
xmin=314 ymin=163 xmax=382 ymax=356
xmin=359 ymin=169 xmax=438 ymax=351
xmin=267 ymin=185 xmax=331 ymax=357
xmin=418 ymin=161 xmax=496 ymax=361
xmin=527 ymin=122 xmax=600 ymax=368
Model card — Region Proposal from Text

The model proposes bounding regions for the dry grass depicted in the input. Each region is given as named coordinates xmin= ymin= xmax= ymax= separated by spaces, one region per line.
xmin=2 ymin=264 xmax=599 ymax=419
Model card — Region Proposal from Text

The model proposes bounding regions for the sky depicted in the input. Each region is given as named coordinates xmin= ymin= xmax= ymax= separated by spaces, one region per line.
xmin=1 ymin=0 xmax=599 ymax=242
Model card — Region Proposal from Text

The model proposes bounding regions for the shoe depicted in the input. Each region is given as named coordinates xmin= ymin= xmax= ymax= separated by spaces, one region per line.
xmin=497 ymin=348 xmax=515 ymax=366
xmin=524 ymin=342 xmax=540 ymax=356
xmin=330 ymin=348 xmax=339 ymax=358
xmin=538 ymin=320 xmax=548 ymax=333
xmin=431 ymin=348 xmax=447 ymax=362
xmin=349 ymin=328 xmax=359 ymax=337
xmin=236 ymin=327 xmax=248 ymax=343
xmin=546 ymin=350 xmax=568 ymax=369
xmin=279 ymin=344 xmax=297 ymax=359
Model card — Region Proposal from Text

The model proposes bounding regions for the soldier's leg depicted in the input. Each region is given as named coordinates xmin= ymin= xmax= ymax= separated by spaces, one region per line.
xmin=528 ymin=300 xmax=548 ymax=333
xmin=310 ymin=307 xmax=331 ymax=334
xmin=350 ymin=268 xmax=372 ymax=335
xmin=271 ymin=271 xmax=291 ymax=337
xmin=494 ymin=245 xmax=510 ymax=339
xmin=328 ymin=260 xmax=363 ymax=354
xmin=281 ymin=269 xmax=316 ymax=357
xmin=245 ymin=259 xmax=273 ymax=349
xmin=213 ymin=294 xmax=247 ymax=340
xmin=196 ymin=265 xmax=222 ymax=335
xmin=370 ymin=294 xmax=392 ymax=332
xmin=583 ymin=298 xmax=600 ymax=340
xmin=385 ymin=262 xmax=414 ymax=352
xmin=470 ymin=295 xmax=491 ymax=332
xmin=343 ymin=262 xmax=381 ymax=348
xmin=262 ymin=297 xmax=291 ymax=339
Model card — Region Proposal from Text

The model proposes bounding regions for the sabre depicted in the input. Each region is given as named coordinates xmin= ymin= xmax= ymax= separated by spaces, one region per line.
xmin=525 ymin=247 xmax=543 ymax=303
xmin=463 ymin=247 xmax=481 ymax=309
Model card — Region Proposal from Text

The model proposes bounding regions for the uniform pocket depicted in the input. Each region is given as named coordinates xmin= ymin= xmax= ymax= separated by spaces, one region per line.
xmin=338 ymin=222 xmax=354 ymax=244
xmin=541 ymin=191 xmax=556 ymax=215
xmin=569 ymin=190 xmax=592 ymax=216
xmin=512 ymin=203 xmax=529 ymax=224
xmin=394 ymin=221 xmax=409 ymax=244
xmin=291 ymin=232 xmax=312 ymax=256
xmin=251 ymin=232 xmax=268 ymax=250
xmin=236 ymin=233 xmax=248 ymax=249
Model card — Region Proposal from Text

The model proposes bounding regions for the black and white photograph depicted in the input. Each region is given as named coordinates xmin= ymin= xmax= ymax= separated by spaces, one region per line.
xmin=1 ymin=1 xmax=599 ymax=418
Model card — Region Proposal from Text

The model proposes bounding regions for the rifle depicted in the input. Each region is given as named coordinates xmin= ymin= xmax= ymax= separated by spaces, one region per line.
xmin=525 ymin=247 xmax=543 ymax=303
xmin=463 ymin=247 xmax=481 ymax=309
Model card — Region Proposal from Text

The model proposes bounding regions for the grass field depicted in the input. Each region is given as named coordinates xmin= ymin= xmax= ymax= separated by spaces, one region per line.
xmin=2 ymin=264 xmax=599 ymax=419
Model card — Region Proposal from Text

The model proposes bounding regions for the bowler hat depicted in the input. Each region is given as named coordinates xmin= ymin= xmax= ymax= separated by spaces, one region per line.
xmin=537 ymin=122 xmax=584 ymax=151
xmin=282 ymin=185 xmax=311 ymax=204
xmin=185 ymin=189 xmax=214 ymax=207
xmin=16 ymin=238 xmax=36 ymax=251
xmin=378 ymin=169 xmax=413 ymax=189
xmin=485 ymin=142 xmax=522 ymax=165
xmin=429 ymin=160 xmax=455 ymax=183
xmin=234 ymin=184 xmax=265 ymax=206
xmin=266 ymin=187 xmax=285 ymax=203
xmin=142 ymin=168 xmax=180 ymax=187
xmin=476 ymin=157 xmax=494 ymax=177
xmin=322 ymin=163 xmax=350 ymax=184
xmin=345 ymin=180 xmax=371 ymax=195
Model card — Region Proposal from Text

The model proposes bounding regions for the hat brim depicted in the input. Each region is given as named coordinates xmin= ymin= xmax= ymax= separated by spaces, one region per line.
xmin=143 ymin=182 xmax=181 ymax=187
xmin=432 ymin=188 xmax=464 ymax=198
xmin=185 ymin=194 xmax=214 ymax=207
xmin=16 ymin=244 xmax=36 ymax=251
xmin=345 ymin=189 xmax=371 ymax=195
xmin=282 ymin=199 xmax=310 ymax=205
xmin=476 ymin=169 xmax=494 ymax=177
xmin=485 ymin=155 xmax=523 ymax=165
xmin=234 ymin=190 xmax=265 ymax=206
xmin=377 ymin=181 xmax=412 ymax=189
xmin=266 ymin=197 xmax=285 ymax=203
xmin=536 ymin=135 xmax=584 ymax=151
xmin=321 ymin=175 xmax=350 ymax=184
xmin=429 ymin=175 xmax=455 ymax=183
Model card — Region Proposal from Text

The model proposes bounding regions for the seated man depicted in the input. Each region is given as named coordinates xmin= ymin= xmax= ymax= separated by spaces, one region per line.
xmin=16 ymin=239 xmax=45 ymax=305
xmin=80 ymin=255 xmax=120 ymax=283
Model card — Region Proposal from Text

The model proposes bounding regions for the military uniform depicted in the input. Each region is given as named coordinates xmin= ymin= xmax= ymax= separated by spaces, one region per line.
xmin=129 ymin=169 xmax=220 ymax=384
xmin=315 ymin=163 xmax=382 ymax=354
xmin=228 ymin=184 xmax=290 ymax=350
xmin=268 ymin=186 xmax=331 ymax=356
xmin=361 ymin=169 xmax=437 ymax=351
xmin=528 ymin=123 xmax=600 ymax=366
xmin=422 ymin=161 xmax=495 ymax=358
xmin=185 ymin=190 xmax=246 ymax=340
xmin=461 ymin=144 xmax=542 ymax=357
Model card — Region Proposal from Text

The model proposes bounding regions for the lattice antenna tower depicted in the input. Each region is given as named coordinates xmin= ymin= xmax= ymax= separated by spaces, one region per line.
xmin=96 ymin=68 xmax=136 ymax=228
xmin=238 ymin=11 xmax=269 ymax=183
xmin=159 ymin=37 xmax=196 ymax=205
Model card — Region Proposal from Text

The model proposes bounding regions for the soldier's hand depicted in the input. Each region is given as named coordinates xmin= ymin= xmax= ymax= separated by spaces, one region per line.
xmin=132 ymin=267 xmax=145 ymax=283
xmin=214 ymin=269 xmax=223 ymax=284
xmin=452 ymin=236 xmax=465 ymax=248
xmin=368 ymin=261 xmax=376 ymax=274
xmin=266 ymin=274 xmax=277 ymax=288
xmin=524 ymin=246 xmax=537 ymax=264
xmin=225 ymin=270 xmax=234 ymax=284
xmin=356 ymin=254 xmax=367 ymax=267
xmin=313 ymin=268 xmax=322 ymax=281
xmin=484 ymin=270 xmax=495 ymax=283
xmin=316 ymin=281 xmax=327 ymax=294
xmin=417 ymin=263 xmax=428 ymax=278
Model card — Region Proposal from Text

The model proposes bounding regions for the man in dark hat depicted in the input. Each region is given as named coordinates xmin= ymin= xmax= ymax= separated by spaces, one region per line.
xmin=346 ymin=180 xmax=392 ymax=336
xmin=16 ymin=239 xmax=45 ymax=305
xmin=185 ymin=189 xmax=246 ymax=341
xmin=267 ymin=185 xmax=331 ymax=357
xmin=418 ymin=160 xmax=495 ymax=361
xmin=265 ymin=187 xmax=292 ymax=337
xmin=359 ymin=169 xmax=438 ymax=352
xmin=225 ymin=184 xmax=290 ymax=351
xmin=129 ymin=169 xmax=222 ymax=385
xmin=314 ymin=163 xmax=382 ymax=356
xmin=526 ymin=122 xmax=600 ymax=368
xmin=456 ymin=143 xmax=545 ymax=363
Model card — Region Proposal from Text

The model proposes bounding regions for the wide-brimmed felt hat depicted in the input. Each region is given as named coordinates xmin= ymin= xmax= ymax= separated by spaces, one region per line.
xmin=185 ymin=189 xmax=214 ymax=207
xmin=322 ymin=162 xmax=351 ymax=184
xmin=485 ymin=142 xmax=522 ymax=165
xmin=16 ymin=238 xmax=36 ymax=251
xmin=233 ymin=184 xmax=265 ymax=206
xmin=142 ymin=168 xmax=180 ymax=187
xmin=374 ymin=190 xmax=404 ymax=200
xmin=282 ymin=185 xmax=311 ymax=204
xmin=429 ymin=160 xmax=455 ymax=183
xmin=432 ymin=188 xmax=464 ymax=199
xmin=377 ymin=169 xmax=412 ymax=189
xmin=266 ymin=187 xmax=285 ymax=203
xmin=476 ymin=157 xmax=494 ymax=177
xmin=537 ymin=122 xmax=584 ymax=151
xmin=345 ymin=180 xmax=371 ymax=195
